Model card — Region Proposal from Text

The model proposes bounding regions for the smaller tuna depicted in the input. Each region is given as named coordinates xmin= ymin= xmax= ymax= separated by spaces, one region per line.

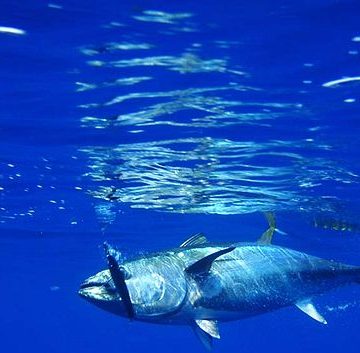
xmin=79 ymin=214 xmax=360 ymax=349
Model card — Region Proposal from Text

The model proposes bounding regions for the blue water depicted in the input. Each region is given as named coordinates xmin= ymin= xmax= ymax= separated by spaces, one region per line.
xmin=1 ymin=1 xmax=360 ymax=352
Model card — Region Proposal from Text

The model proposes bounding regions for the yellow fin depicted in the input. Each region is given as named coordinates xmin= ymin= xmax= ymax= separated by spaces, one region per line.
xmin=257 ymin=212 xmax=276 ymax=245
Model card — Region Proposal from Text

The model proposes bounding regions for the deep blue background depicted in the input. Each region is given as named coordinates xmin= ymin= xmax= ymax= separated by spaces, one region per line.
xmin=1 ymin=1 xmax=360 ymax=352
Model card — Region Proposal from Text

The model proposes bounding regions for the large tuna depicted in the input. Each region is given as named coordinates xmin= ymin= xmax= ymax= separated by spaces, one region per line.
xmin=79 ymin=215 xmax=360 ymax=349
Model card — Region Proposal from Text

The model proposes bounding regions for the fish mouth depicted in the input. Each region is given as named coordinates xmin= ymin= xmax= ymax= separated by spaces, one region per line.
xmin=79 ymin=281 xmax=104 ymax=290
xmin=79 ymin=281 xmax=117 ymax=301
xmin=78 ymin=270 xmax=117 ymax=301
xmin=78 ymin=272 xmax=129 ymax=317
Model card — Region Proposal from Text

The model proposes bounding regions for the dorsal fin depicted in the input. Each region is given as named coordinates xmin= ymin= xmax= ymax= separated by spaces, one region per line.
xmin=103 ymin=242 xmax=135 ymax=319
xmin=185 ymin=246 xmax=236 ymax=277
xmin=257 ymin=212 xmax=276 ymax=245
xmin=180 ymin=233 xmax=208 ymax=248
xmin=195 ymin=319 xmax=220 ymax=339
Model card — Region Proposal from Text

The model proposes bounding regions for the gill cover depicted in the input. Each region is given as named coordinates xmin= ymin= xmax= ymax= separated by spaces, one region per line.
xmin=104 ymin=242 xmax=135 ymax=319
xmin=106 ymin=246 xmax=188 ymax=320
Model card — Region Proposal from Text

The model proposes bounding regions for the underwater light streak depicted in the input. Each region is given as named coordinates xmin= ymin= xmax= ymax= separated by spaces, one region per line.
xmin=0 ymin=26 xmax=26 ymax=35
xmin=322 ymin=76 xmax=360 ymax=87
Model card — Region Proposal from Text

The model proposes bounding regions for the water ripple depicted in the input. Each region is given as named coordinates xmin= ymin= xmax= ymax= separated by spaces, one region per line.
xmin=73 ymin=7 xmax=360 ymax=218
xmin=79 ymin=85 xmax=300 ymax=129
xmin=133 ymin=10 xmax=193 ymax=24
xmin=80 ymin=137 xmax=357 ymax=214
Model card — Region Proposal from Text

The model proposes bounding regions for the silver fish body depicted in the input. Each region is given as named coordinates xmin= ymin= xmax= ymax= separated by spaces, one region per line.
xmin=177 ymin=243 xmax=358 ymax=321
xmin=80 ymin=242 xmax=359 ymax=322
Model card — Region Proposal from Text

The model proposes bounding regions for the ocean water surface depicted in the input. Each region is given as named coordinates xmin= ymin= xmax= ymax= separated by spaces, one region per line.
xmin=1 ymin=1 xmax=360 ymax=352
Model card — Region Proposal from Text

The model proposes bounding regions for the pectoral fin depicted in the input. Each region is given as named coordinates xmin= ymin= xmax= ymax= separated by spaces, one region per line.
xmin=195 ymin=319 xmax=220 ymax=339
xmin=192 ymin=319 xmax=220 ymax=350
xmin=185 ymin=246 xmax=236 ymax=277
xmin=295 ymin=300 xmax=327 ymax=324
xmin=193 ymin=324 xmax=213 ymax=351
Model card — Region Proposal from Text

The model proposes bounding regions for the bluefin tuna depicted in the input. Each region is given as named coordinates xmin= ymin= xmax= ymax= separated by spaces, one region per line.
xmin=78 ymin=214 xmax=360 ymax=349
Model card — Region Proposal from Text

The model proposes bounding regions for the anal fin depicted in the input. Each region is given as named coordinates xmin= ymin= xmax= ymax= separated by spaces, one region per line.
xmin=295 ymin=299 xmax=327 ymax=324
